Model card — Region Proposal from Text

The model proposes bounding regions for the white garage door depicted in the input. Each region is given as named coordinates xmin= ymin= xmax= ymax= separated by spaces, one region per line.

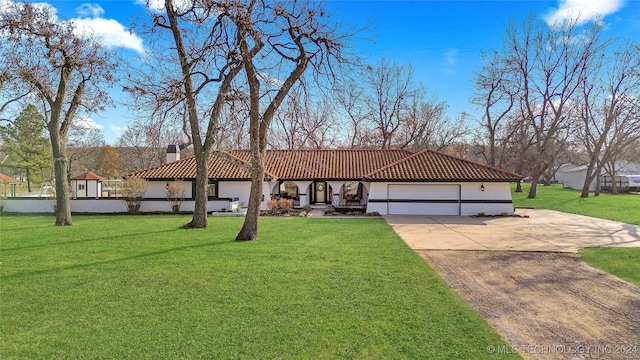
xmin=387 ymin=184 xmax=460 ymax=215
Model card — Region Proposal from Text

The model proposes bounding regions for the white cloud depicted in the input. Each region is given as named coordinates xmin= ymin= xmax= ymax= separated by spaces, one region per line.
xmin=75 ymin=3 xmax=104 ymax=18
xmin=108 ymin=124 xmax=126 ymax=138
xmin=543 ymin=0 xmax=625 ymax=26
xmin=1 ymin=1 xmax=145 ymax=54
xmin=72 ymin=3 xmax=145 ymax=54
xmin=75 ymin=116 xmax=104 ymax=130
xmin=444 ymin=49 xmax=458 ymax=65
xmin=72 ymin=16 xmax=145 ymax=54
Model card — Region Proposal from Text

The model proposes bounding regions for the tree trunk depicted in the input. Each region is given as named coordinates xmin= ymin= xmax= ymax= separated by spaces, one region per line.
xmin=515 ymin=180 xmax=522 ymax=193
xmin=50 ymin=133 xmax=72 ymax=226
xmin=527 ymin=177 xmax=538 ymax=198
xmin=183 ymin=152 xmax=208 ymax=228
xmin=26 ymin=168 xmax=31 ymax=192
xmin=595 ymin=175 xmax=601 ymax=196
xmin=580 ymin=162 xmax=598 ymax=198
xmin=235 ymin=153 xmax=264 ymax=241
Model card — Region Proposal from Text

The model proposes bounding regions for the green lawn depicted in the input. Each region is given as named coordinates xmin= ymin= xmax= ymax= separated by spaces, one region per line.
xmin=512 ymin=183 xmax=640 ymax=225
xmin=0 ymin=214 xmax=517 ymax=359
xmin=512 ymin=183 xmax=640 ymax=286
xmin=580 ymin=248 xmax=640 ymax=287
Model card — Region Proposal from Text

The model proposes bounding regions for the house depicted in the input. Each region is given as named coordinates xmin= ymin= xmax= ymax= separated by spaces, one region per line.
xmin=71 ymin=171 xmax=104 ymax=198
xmin=0 ymin=173 xmax=20 ymax=197
xmin=126 ymin=148 xmax=522 ymax=216
xmin=562 ymin=161 xmax=640 ymax=192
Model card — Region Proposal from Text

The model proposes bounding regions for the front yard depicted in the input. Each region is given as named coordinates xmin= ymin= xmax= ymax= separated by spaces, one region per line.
xmin=0 ymin=215 xmax=517 ymax=359
xmin=512 ymin=183 xmax=640 ymax=225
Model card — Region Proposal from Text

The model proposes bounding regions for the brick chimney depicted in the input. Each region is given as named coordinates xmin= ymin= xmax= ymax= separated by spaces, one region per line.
xmin=166 ymin=144 xmax=180 ymax=163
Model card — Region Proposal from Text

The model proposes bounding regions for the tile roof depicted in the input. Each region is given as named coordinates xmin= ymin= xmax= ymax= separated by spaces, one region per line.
xmin=0 ymin=173 xmax=20 ymax=183
xmin=71 ymin=171 xmax=105 ymax=180
xmin=227 ymin=149 xmax=412 ymax=180
xmin=126 ymin=149 xmax=522 ymax=182
xmin=126 ymin=151 xmax=275 ymax=180
xmin=364 ymin=149 xmax=522 ymax=181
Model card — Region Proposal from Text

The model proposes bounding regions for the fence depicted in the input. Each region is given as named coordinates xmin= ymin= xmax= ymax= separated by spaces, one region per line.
xmin=1 ymin=197 xmax=239 ymax=214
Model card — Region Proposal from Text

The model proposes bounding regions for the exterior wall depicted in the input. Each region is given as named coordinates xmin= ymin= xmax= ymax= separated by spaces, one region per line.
xmin=218 ymin=180 xmax=271 ymax=210
xmin=2 ymin=198 xmax=237 ymax=213
xmin=366 ymin=181 xmax=514 ymax=216
xmin=563 ymin=170 xmax=594 ymax=191
xmin=71 ymin=179 xmax=101 ymax=198
xmin=144 ymin=180 xmax=193 ymax=199
xmin=219 ymin=181 xmax=251 ymax=205
xmin=459 ymin=182 xmax=514 ymax=216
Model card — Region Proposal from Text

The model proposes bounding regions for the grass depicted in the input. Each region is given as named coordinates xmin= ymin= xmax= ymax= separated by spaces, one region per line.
xmin=0 ymin=214 xmax=517 ymax=359
xmin=511 ymin=183 xmax=640 ymax=225
xmin=580 ymin=248 xmax=640 ymax=287
xmin=513 ymin=183 xmax=640 ymax=286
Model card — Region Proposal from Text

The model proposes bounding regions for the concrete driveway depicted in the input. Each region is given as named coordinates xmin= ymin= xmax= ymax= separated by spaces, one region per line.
xmin=384 ymin=209 xmax=640 ymax=253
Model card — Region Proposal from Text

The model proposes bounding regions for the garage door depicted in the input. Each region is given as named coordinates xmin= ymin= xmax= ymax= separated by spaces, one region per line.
xmin=387 ymin=184 xmax=460 ymax=215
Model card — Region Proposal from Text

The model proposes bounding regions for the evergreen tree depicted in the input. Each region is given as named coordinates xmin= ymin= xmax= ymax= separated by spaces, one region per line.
xmin=0 ymin=105 xmax=52 ymax=192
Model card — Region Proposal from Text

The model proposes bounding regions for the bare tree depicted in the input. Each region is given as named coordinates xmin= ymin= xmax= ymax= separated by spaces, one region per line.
xmin=365 ymin=59 xmax=420 ymax=149
xmin=475 ymin=15 xmax=607 ymax=198
xmin=67 ymin=120 xmax=106 ymax=181
xmin=126 ymin=0 xmax=245 ymax=228
xmin=576 ymin=42 xmax=640 ymax=197
xmin=472 ymin=51 xmax=517 ymax=167
xmin=333 ymin=79 xmax=374 ymax=148
xmin=269 ymin=87 xmax=339 ymax=149
xmin=0 ymin=2 xmax=116 ymax=225
xmin=395 ymin=95 xmax=459 ymax=151
xmin=115 ymin=117 xmax=184 ymax=170
xmin=233 ymin=0 xmax=357 ymax=241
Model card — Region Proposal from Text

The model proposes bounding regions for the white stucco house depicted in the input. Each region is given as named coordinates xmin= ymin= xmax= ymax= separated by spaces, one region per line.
xmin=126 ymin=148 xmax=522 ymax=216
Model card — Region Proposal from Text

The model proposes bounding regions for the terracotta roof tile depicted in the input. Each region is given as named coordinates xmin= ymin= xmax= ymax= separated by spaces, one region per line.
xmin=364 ymin=149 xmax=522 ymax=181
xmin=126 ymin=151 xmax=275 ymax=180
xmin=71 ymin=171 xmax=105 ymax=180
xmin=0 ymin=173 xmax=20 ymax=183
xmin=126 ymin=149 xmax=522 ymax=182
xmin=227 ymin=149 xmax=412 ymax=180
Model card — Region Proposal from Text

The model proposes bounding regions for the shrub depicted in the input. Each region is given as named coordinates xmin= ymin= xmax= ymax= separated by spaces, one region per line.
xmin=122 ymin=178 xmax=147 ymax=214
xmin=266 ymin=198 xmax=294 ymax=215
xmin=278 ymin=198 xmax=293 ymax=214
xmin=165 ymin=181 xmax=186 ymax=213
xmin=266 ymin=199 xmax=278 ymax=212
xmin=478 ymin=212 xmax=486 ymax=217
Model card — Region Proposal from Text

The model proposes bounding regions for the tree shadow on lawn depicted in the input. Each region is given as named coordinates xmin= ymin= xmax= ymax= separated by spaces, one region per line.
xmin=0 ymin=229 xmax=183 ymax=253
xmin=3 ymin=240 xmax=229 ymax=280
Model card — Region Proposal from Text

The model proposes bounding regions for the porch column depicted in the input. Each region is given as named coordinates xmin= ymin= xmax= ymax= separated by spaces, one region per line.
xmin=293 ymin=181 xmax=313 ymax=207
xmin=327 ymin=181 xmax=345 ymax=207
xmin=261 ymin=179 xmax=275 ymax=210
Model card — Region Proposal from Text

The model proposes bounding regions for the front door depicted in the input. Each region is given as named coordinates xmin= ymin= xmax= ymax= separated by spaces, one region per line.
xmin=315 ymin=182 xmax=327 ymax=203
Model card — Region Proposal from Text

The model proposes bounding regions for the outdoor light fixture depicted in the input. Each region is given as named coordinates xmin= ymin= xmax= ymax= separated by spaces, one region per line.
xmin=480 ymin=183 xmax=485 ymax=192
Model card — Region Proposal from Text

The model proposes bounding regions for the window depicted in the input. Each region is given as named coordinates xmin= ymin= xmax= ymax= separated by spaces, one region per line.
xmin=343 ymin=181 xmax=362 ymax=201
xmin=279 ymin=181 xmax=298 ymax=199
xmin=78 ymin=184 xmax=85 ymax=191
xmin=208 ymin=180 xmax=217 ymax=198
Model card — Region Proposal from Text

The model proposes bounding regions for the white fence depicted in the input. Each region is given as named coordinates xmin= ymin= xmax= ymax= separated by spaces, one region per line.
xmin=1 ymin=197 xmax=239 ymax=214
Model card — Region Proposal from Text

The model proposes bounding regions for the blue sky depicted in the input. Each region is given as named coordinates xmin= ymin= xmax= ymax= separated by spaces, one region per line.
xmin=8 ymin=0 xmax=640 ymax=143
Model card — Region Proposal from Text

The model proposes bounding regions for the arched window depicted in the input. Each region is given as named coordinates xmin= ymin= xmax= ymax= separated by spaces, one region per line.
xmin=343 ymin=181 xmax=363 ymax=202
xmin=279 ymin=181 xmax=299 ymax=199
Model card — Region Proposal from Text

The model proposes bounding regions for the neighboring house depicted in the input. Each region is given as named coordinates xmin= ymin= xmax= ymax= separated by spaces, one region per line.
xmin=562 ymin=165 xmax=594 ymax=191
xmin=71 ymin=171 xmax=104 ymax=198
xmin=0 ymin=173 xmax=20 ymax=197
xmin=126 ymin=148 xmax=522 ymax=216
xmin=552 ymin=163 xmax=582 ymax=183
xmin=562 ymin=161 xmax=640 ymax=192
